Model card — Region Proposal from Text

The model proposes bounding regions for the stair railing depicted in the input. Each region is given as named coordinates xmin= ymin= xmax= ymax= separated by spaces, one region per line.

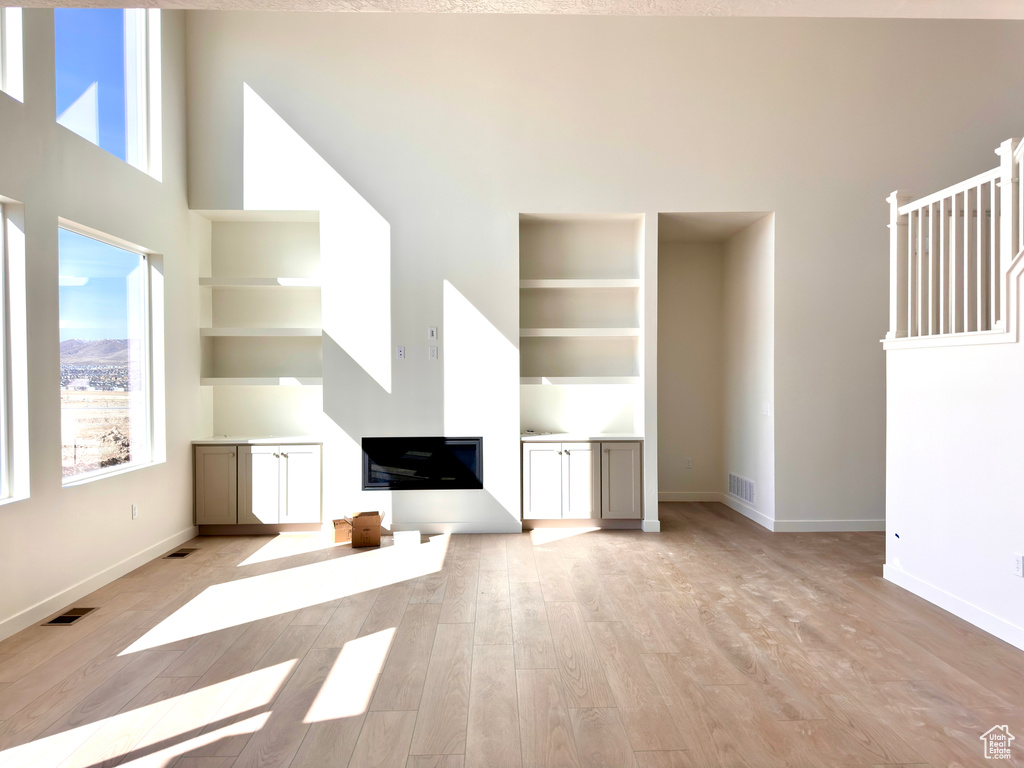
xmin=887 ymin=137 xmax=1021 ymax=343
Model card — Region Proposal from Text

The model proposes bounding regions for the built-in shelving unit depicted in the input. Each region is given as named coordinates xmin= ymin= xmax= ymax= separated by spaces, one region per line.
xmin=198 ymin=210 xmax=323 ymax=438
xmin=519 ymin=214 xmax=644 ymax=436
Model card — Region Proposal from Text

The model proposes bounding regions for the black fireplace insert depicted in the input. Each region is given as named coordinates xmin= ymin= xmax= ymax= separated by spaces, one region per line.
xmin=361 ymin=436 xmax=483 ymax=490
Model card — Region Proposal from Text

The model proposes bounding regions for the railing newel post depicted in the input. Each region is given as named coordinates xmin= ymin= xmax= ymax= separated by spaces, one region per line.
xmin=888 ymin=191 xmax=913 ymax=340
xmin=995 ymin=137 xmax=1020 ymax=331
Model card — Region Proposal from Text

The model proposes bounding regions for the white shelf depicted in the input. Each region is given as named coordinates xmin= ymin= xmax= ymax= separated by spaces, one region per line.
xmin=193 ymin=210 xmax=319 ymax=223
xmin=520 ymin=376 xmax=641 ymax=386
xmin=201 ymin=377 xmax=323 ymax=386
xmin=519 ymin=279 xmax=640 ymax=289
xmin=520 ymin=328 xmax=640 ymax=338
xmin=200 ymin=327 xmax=322 ymax=337
xmin=200 ymin=277 xmax=320 ymax=288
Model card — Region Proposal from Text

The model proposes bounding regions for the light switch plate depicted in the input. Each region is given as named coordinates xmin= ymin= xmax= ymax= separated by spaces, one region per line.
xmin=428 ymin=326 xmax=438 ymax=341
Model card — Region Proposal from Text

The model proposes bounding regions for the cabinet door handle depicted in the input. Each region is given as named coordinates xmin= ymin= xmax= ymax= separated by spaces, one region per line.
xmin=565 ymin=450 xmax=570 ymax=454
xmin=557 ymin=451 xmax=563 ymax=455
xmin=273 ymin=453 xmax=280 ymax=458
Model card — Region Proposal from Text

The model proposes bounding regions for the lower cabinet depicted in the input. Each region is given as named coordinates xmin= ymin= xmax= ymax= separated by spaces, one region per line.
xmin=195 ymin=443 xmax=322 ymax=526
xmin=600 ymin=441 xmax=643 ymax=520
xmin=195 ymin=445 xmax=239 ymax=525
xmin=522 ymin=440 xmax=641 ymax=520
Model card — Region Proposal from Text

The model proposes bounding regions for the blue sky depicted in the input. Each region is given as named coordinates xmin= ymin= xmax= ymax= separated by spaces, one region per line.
xmin=54 ymin=9 xmax=127 ymax=161
xmin=59 ymin=229 xmax=141 ymax=342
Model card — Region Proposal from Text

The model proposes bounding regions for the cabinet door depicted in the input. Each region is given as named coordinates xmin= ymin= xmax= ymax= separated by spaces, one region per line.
xmin=195 ymin=445 xmax=238 ymax=525
xmin=601 ymin=442 xmax=642 ymax=519
xmin=238 ymin=445 xmax=281 ymax=525
xmin=523 ymin=443 xmax=563 ymax=519
xmin=282 ymin=444 xmax=322 ymax=523
xmin=561 ymin=442 xmax=600 ymax=519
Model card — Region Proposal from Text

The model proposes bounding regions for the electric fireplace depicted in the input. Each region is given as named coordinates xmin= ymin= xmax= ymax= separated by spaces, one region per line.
xmin=361 ymin=437 xmax=483 ymax=490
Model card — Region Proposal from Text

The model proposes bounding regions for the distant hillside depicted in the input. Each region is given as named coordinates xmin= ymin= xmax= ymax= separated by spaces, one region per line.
xmin=60 ymin=339 xmax=130 ymax=365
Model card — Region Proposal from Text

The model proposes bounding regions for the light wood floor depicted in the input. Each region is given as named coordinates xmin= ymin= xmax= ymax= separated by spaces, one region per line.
xmin=0 ymin=502 xmax=1022 ymax=768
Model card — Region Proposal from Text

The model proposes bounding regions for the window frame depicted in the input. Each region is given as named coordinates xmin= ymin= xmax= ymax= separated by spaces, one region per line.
xmin=53 ymin=9 xmax=161 ymax=178
xmin=58 ymin=221 xmax=156 ymax=486
xmin=0 ymin=7 xmax=24 ymax=103
xmin=0 ymin=204 xmax=9 ymax=497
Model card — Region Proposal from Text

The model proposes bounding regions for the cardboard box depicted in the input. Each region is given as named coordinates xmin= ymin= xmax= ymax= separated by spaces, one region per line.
xmin=350 ymin=511 xmax=382 ymax=548
xmin=332 ymin=518 xmax=352 ymax=544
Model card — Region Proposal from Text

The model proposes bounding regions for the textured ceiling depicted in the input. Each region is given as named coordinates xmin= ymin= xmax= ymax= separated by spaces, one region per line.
xmin=16 ymin=0 xmax=1024 ymax=16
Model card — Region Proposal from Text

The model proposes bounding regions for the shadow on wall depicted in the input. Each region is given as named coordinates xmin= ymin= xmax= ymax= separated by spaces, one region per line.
xmin=242 ymin=84 xmax=520 ymax=531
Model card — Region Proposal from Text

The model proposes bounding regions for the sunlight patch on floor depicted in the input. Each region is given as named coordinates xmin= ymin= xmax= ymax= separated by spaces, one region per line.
xmin=529 ymin=527 xmax=599 ymax=546
xmin=0 ymin=662 xmax=294 ymax=768
xmin=120 ymin=535 xmax=449 ymax=654
xmin=305 ymin=628 xmax=395 ymax=722
xmin=238 ymin=532 xmax=335 ymax=567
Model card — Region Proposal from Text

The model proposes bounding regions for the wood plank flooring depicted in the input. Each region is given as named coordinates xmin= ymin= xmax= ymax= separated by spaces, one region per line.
xmin=0 ymin=501 xmax=1022 ymax=767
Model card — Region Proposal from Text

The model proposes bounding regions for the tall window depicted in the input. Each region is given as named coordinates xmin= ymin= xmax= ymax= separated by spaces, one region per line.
xmin=54 ymin=9 xmax=160 ymax=174
xmin=0 ymin=7 xmax=23 ymax=102
xmin=59 ymin=227 xmax=150 ymax=481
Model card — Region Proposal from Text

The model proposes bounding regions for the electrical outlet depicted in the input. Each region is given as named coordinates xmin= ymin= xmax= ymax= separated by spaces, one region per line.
xmin=131 ymin=504 xmax=138 ymax=520
xmin=686 ymin=457 xmax=693 ymax=469
xmin=429 ymin=346 xmax=438 ymax=360
xmin=396 ymin=346 xmax=405 ymax=360
xmin=1015 ymin=553 xmax=1023 ymax=578
xmin=428 ymin=326 xmax=438 ymax=341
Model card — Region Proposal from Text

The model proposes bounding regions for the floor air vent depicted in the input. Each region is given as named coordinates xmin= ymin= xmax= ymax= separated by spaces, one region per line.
xmin=164 ymin=548 xmax=198 ymax=559
xmin=729 ymin=473 xmax=756 ymax=505
xmin=43 ymin=607 xmax=96 ymax=626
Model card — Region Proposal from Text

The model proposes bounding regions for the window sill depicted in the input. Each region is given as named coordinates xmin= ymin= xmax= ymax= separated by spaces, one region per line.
xmin=0 ymin=492 xmax=30 ymax=508
xmin=62 ymin=459 xmax=165 ymax=488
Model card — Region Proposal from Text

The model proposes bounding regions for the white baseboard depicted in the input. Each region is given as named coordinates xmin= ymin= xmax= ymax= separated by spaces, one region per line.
xmin=641 ymin=519 xmax=661 ymax=533
xmin=773 ymin=518 xmax=886 ymax=532
xmin=0 ymin=526 xmax=198 ymax=642
xmin=391 ymin=521 xmax=523 ymax=535
xmin=658 ymin=492 xmax=720 ymax=502
xmin=884 ymin=564 xmax=1024 ymax=651
xmin=717 ymin=493 xmax=775 ymax=531
xmin=660 ymin=492 xmax=884 ymax=533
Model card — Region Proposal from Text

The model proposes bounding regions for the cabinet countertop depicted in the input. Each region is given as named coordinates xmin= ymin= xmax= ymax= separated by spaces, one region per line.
xmin=193 ymin=436 xmax=322 ymax=446
xmin=521 ymin=433 xmax=643 ymax=443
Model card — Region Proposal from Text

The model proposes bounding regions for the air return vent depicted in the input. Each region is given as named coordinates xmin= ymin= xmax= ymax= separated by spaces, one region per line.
xmin=43 ymin=607 xmax=96 ymax=626
xmin=164 ymin=548 xmax=198 ymax=559
xmin=728 ymin=473 xmax=755 ymax=505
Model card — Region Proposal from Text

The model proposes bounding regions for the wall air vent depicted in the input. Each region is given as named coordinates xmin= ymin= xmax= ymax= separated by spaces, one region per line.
xmin=729 ymin=473 xmax=756 ymax=505
xmin=43 ymin=607 xmax=96 ymax=626
xmin=164 ymin=548 xmax=198 ymax=559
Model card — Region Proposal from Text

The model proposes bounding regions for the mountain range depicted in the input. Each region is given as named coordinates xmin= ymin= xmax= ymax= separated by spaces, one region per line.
xmin=60 ymin=339 xmax=131 ymax=365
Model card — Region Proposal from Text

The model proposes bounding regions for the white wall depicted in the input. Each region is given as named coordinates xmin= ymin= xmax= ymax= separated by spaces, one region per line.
xmin=886 ymin=339 xmax=1024 ymax=650
xmin=723 ymin=216 xmax=777 ymax=528
xmin=0 ymin=11 xmax=198 ymax=639
xmin=657 ymin=242 xmax=724 ymax=498
xmin=185 ymin=13 xmax=1024 ymax=532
